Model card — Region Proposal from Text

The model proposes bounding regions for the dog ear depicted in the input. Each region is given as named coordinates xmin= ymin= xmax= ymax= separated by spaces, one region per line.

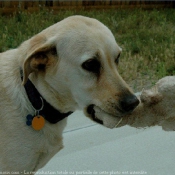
xmin=22 ymin=36 xmax=57 ymax=85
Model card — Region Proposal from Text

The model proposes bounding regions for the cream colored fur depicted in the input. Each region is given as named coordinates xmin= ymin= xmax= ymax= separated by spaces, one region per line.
xmin=0 ymin=16 xmax=136 ymax=173
xmin=96 ymin=76 xmax=175 ymax=130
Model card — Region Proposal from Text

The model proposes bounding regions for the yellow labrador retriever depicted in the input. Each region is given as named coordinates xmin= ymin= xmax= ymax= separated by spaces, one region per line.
xmin=0 ymin=16 xmax=139 ymax=173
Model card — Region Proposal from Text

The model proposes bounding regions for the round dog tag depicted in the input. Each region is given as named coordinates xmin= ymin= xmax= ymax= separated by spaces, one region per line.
xmin=32 ymin=115 xmax=45 ymax=131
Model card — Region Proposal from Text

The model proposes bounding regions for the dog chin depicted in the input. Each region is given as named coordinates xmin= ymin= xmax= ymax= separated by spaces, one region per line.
xmin=85 ymin=105 xmax=123 ymax=129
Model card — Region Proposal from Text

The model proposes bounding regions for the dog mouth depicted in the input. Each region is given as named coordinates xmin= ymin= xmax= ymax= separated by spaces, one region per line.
xmin=85 ymin=95 xmax=139 ymax=128
xmin=86 ymin=104 xmax=128 ymax=128
xmin=87 ymin=105 xmax=103 ymax=125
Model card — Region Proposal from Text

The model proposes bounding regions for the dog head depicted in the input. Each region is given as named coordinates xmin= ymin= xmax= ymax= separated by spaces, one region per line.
xmin=21 ymin=15 xmax=139 ymax=128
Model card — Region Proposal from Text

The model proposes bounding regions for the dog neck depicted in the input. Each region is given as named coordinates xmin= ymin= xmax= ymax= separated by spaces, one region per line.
xmin=21 ymin=70 xmax=73 ymax=124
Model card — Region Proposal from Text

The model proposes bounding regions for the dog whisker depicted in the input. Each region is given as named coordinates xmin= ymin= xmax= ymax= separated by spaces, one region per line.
xmin=115 ymin=118 xmax=123 ymax=128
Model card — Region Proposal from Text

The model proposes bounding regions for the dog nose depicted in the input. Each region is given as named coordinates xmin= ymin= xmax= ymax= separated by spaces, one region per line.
xmin=120 ymin=94 xmax=139 ymax=113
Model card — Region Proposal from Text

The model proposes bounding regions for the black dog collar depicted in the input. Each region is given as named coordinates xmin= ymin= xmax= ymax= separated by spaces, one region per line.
xmin=21 ymin=70 xmax=73 ymax=127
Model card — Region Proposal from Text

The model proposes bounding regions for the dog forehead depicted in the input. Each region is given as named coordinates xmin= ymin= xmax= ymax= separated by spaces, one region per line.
xmin=60 ymin=16 xmax=115 ymax=42
xmin=42 ymin=15 xmax=116 ymax=47
xmin=48 ymin=15 xmax=121 ymax=66
xmin=64 ymin=15 xmax=110 ymax=31
xmin=55 ymin=16 xmax=119 ymax=61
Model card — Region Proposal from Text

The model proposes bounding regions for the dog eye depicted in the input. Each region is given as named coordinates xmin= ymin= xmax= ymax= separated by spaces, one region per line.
xmin=82 ymin=59 xmax=100 ymax=73
xmin=115 ymin=54 xmax=120 ymax=65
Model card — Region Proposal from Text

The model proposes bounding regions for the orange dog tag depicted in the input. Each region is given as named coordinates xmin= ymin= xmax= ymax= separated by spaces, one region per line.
xmin=32 ymin=115 xmax=45 ymax=131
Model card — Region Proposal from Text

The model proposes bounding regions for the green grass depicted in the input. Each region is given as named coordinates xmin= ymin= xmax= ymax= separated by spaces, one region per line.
xmin=0 ymin=9 xmax=175 ymax=91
